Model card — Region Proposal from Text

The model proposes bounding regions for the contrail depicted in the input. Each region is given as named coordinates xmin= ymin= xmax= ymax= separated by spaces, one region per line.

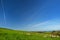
xmin=1 ymin=0 xmax=6 ymax=25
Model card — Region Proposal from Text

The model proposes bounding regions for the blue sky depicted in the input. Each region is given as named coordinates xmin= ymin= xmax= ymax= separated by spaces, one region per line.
xmin=0 ymin=0 xmax=60 ymax=31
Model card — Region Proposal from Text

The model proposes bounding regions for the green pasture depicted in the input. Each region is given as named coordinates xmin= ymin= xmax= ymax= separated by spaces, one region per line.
xmin=0 ymin=28 xmax=60 ymax=40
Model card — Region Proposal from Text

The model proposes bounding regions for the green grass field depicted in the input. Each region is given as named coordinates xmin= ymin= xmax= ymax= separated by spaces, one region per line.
xmin=0 ymin=28 xmax=60 ymax=40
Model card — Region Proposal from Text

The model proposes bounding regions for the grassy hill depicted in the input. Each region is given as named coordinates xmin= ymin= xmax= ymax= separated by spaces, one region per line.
xmin=0 ymin=28 xmax=60 ymax=40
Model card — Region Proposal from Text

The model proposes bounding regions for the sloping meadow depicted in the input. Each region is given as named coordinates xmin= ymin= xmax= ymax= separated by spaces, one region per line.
xmin=0 ymin=28 xmax=60 ymax=40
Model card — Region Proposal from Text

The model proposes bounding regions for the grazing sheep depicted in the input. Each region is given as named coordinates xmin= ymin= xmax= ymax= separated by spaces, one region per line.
xmin=44 ymin=34 xmax=60 ymax=38
xmin=56 ymin=36 xmax=59 ymax=37
xmin=51 ymin=35 xmax=56 ymax=37
xmin=49 ymin=34 xmax=60 ymax=38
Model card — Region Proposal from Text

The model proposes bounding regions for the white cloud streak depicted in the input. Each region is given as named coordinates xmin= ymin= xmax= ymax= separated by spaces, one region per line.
xmin=25 ymin=19 xmax=60 ymax=31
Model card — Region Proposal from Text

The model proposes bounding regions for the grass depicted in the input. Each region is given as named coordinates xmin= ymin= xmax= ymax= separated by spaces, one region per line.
xmin=0 ymin=28 xmax=60 ymax=40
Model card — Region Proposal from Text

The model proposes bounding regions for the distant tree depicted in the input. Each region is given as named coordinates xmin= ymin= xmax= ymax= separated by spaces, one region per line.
xmin=51 ymin=31 xmax=60 ymax=37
